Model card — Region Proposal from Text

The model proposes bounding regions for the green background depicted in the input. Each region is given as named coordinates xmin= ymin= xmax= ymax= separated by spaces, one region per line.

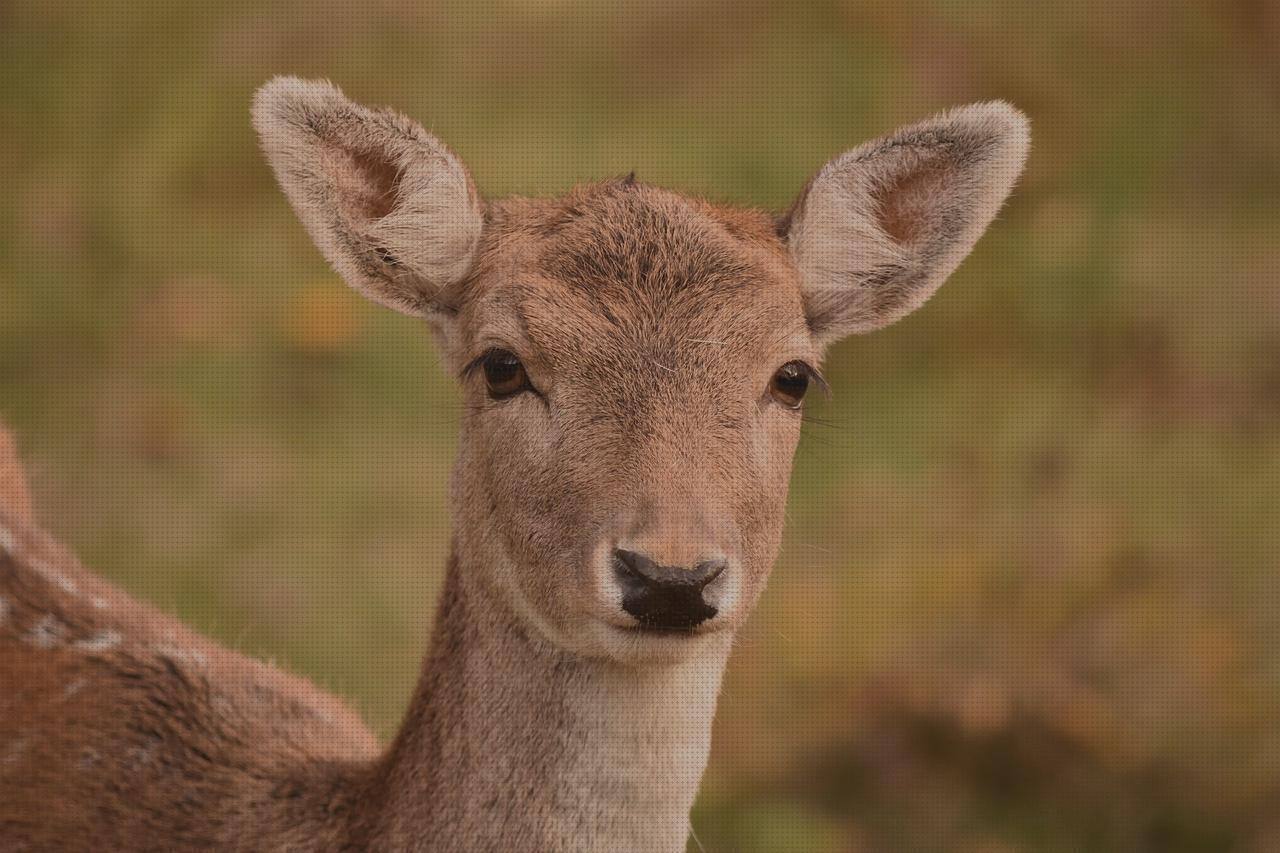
xmin=3 ymin=1 xmax=1279 ymax=850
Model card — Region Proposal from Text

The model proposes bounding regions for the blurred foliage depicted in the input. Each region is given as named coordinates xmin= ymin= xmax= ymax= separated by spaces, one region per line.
xmin=2 ymin=0 xmax=1280 ymax=850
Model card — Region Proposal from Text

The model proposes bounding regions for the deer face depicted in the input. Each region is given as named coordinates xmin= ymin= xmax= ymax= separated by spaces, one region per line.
xmin=253 ymin=78 xmax=1028 ymax=663
xmin=446 ymin=185 xmax=815 ymax=657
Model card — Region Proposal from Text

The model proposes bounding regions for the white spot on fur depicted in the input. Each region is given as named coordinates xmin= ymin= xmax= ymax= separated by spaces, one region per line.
xmin=91 ymin=596 xmax=109 ymax=610
xmin=79 ymin=747 xmax=102 ymax=770
xmin=153 ymin=643 xmax=208 ymax=668
xmin=64 ymin=678 xmax=88 ymax=697
xmin=23 ymin=613 xmax=66 ymax=649
xmin=75 ymin=628 xmax=122 ymax=653
xmin=28 ymin=559 xmax=79 ymax=596
xmin=211 ymin=694 xmax=235 ymax=718
xmin=125 ymin=743 xmax=156 ymax=769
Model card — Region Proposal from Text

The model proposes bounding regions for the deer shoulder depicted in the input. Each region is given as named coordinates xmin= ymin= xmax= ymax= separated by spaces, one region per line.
xmin=0 ymin=500 xmax=379 ymax=851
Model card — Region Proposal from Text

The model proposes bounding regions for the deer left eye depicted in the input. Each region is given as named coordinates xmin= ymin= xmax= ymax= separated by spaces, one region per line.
xmin=481 ymin=349 xmax=530 ymax=399
xmin=768 ymin=361 xmax=811 ymax=408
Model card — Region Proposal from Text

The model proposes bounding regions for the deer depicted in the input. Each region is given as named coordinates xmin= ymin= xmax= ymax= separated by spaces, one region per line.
xmin=0 ymin=77 xmax=1028 ymax=852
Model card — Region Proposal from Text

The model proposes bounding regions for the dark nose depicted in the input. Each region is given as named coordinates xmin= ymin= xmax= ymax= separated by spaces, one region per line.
xmin=612 ymin=548 xmax=727 ymax=631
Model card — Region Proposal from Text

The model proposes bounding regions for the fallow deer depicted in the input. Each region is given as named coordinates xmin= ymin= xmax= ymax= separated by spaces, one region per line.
xmin=0 ymin=78 xmax=1028 ymax=852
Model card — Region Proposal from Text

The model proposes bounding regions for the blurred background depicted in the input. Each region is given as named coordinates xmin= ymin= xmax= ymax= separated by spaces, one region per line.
xmin=2 ymin=1 xmax=1279 ymax=850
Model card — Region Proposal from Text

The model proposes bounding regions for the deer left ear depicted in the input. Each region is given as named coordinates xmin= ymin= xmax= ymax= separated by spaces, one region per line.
xmin=781 ymin=102 xmax=1029 ymax=345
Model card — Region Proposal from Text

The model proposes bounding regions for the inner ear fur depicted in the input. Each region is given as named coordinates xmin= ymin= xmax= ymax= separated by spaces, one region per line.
xmin=252 ymin=77 xmax=483 ymax=317
xmin=782 ymin=102 xmax=1030 ymax=344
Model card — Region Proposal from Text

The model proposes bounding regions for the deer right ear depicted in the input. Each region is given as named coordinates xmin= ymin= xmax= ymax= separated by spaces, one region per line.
xmin=252 ymin=77 xmax=483 ymax=317
xmin=782 ymin=102 xmax=1029 ymax=346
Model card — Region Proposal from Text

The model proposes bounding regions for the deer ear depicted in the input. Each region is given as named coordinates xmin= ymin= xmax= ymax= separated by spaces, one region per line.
xmin=252 ymin=77 xmax=483 ymax=317
xmin=781 ymin=102 xmax=1029 ymax=344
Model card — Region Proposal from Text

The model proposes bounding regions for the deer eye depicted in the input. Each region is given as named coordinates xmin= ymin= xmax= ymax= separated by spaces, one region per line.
xmin=481 ymin=349 xmax=530 ymax=399
xmin=768 ymin=361 xmax=812 ymax=409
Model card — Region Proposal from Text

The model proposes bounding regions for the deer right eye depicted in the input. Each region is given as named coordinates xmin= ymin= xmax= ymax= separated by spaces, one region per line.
xmin=481 ymin=349 xmax=530 ymax=399
xmin=768 ymin=361 xmax=812 ymax=409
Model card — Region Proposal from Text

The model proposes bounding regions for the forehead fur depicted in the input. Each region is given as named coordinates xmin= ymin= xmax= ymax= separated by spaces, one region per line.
xmin=463 ymin=180 xmax=810 ymax=364
xmin=523 ymin=180 xmax=782 ymax=282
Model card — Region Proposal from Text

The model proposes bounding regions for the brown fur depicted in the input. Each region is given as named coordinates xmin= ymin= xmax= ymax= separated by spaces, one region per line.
xmin=0 ymin=426 xmax=32 ymax=525
xmin=0 ymin=79 xmax=1028 ymax=851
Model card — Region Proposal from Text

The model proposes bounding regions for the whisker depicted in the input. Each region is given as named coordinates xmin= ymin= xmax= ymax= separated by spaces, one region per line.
xmin=797 ymin=425 xmax=839 ymax=448
xmin=689 ymin=822 xmax=708 ymax=853
xmin=800 ymin=413 xmax=846 ymax=430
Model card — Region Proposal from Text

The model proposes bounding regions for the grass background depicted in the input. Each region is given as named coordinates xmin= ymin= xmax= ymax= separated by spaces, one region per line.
xmin=2 ymin=1 xmax=1279 ymax=850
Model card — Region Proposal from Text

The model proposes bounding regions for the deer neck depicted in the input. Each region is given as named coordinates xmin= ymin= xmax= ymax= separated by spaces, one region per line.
xmin=363 ymin=549 xmax=731 ymax=853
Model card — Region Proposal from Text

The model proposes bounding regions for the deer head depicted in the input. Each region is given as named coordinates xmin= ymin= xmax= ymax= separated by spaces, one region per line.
xmin=253 ymin=78 xmax=1028 ymax=666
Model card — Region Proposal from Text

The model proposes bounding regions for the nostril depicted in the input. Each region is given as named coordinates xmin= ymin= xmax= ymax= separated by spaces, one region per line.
xmin=612 ymin=548 xmax=655 ymax=583
xmin=693 ymin=559 xmax=727 ymax=587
